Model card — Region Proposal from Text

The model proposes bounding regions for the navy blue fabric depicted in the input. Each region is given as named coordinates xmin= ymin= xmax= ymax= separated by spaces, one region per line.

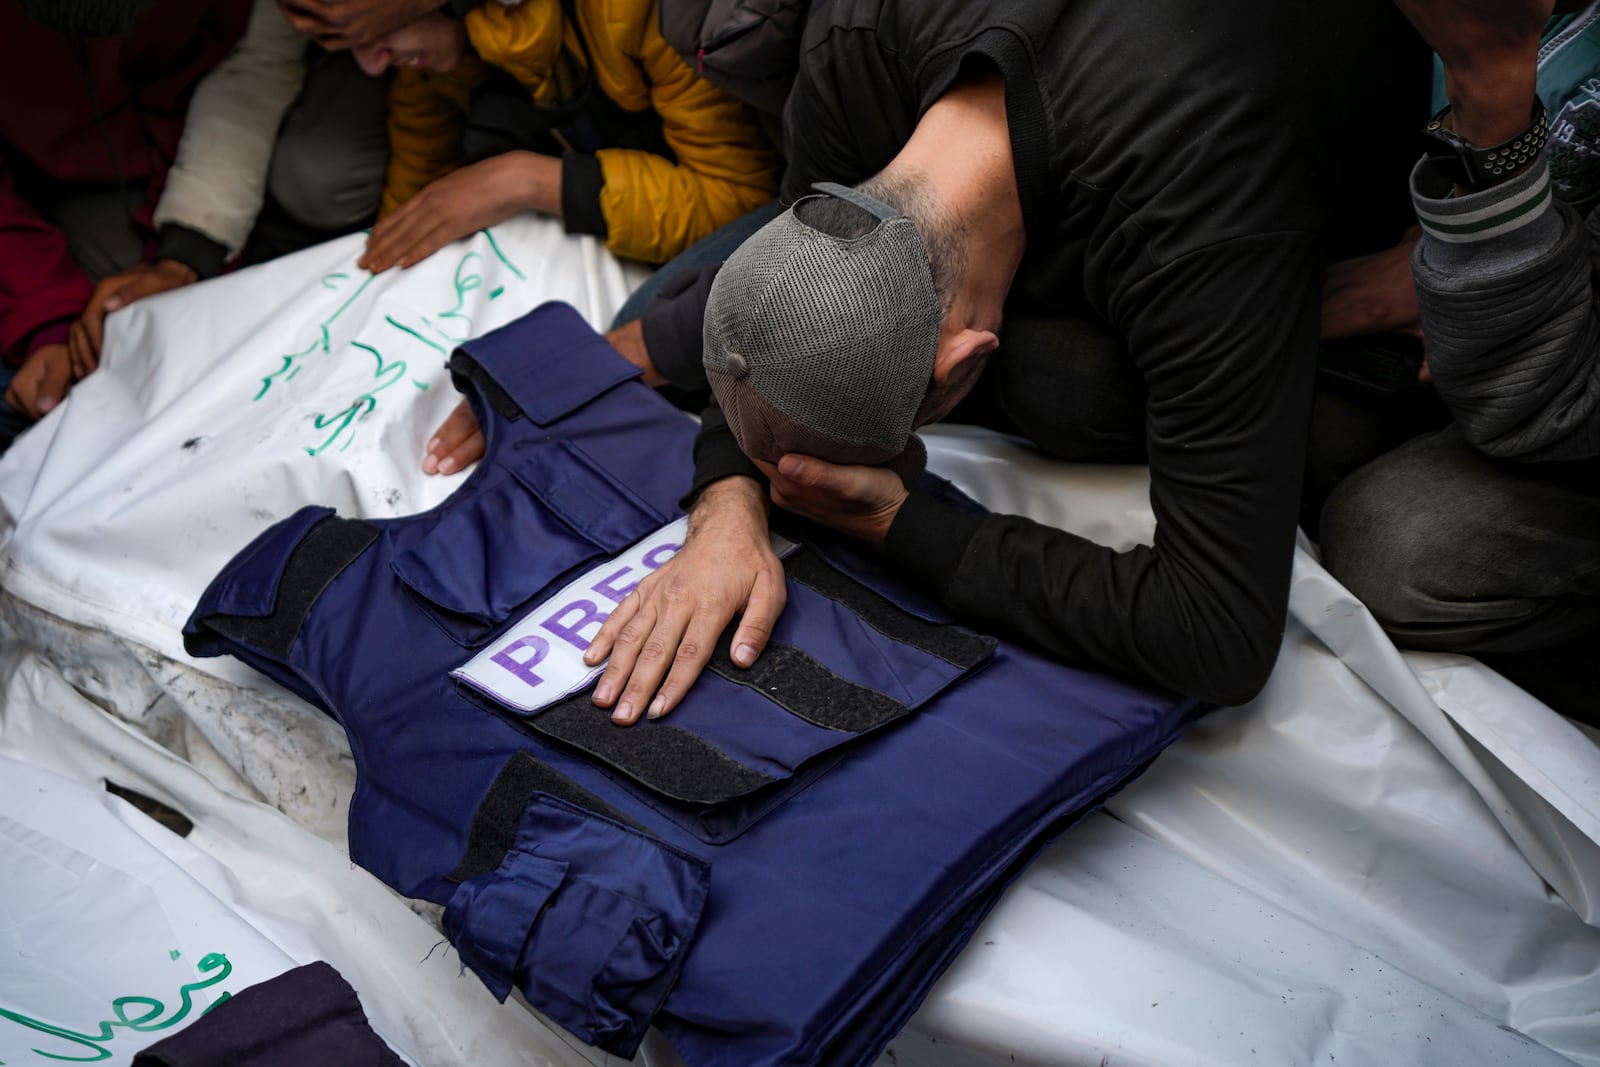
xmin=185 ymin=301 xmax=1207 ymax=1067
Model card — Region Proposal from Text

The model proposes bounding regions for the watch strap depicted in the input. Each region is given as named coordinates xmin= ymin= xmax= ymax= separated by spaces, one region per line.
xmin=1422 ymin=98 xmax=1549 ymax=191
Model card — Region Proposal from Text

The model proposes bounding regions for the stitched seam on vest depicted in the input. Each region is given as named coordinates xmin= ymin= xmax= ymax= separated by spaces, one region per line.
xmin=202 ymin=516 xmax=379 ymax=659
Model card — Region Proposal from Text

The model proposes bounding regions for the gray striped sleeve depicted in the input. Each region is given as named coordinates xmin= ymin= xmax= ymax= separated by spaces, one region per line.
xmin=1411 ymin=155 xmax=1600 ymax=460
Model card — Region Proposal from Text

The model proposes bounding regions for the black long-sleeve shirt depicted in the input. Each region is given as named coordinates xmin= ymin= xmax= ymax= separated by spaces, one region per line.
xmin=642 ymin=0 xmax=1426 ymax=705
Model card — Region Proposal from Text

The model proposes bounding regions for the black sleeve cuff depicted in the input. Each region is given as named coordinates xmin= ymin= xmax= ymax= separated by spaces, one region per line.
xmin=679 ymin=400 xmax=763 ymax=510
xmin=561 ymin=152 xmax=608 ymax=238
xmin=642 ymin=265 xmax=719 ymax=390
xmin=155 ymin=224 xmax=228 ymax=279
xmin=882 ymin=489 xmax=985 ymax=594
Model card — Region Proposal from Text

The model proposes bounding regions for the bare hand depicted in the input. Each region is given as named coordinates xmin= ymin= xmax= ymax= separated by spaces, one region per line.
xmin=422 ymin=320 xmax=663 ymax=474
xmin=1394 ymin=0 xmax=1550 ymax=145
xmin=584 ymin=478 xmax=785 ymax=725
xmin=69 ymin=259 xmax=197 ymax=378
xmin=421 ymin=398 xmax=483 ymax=475
xmin=360 ymin=152 xmax=560 ymax=273
xmin=1321 ymin=227 xmax=1422 ymax=341
xmin=279 ymin=0 xmax=440 ymax=49
xmin=757 ymin=454 xmax=909 ymax=545
xmin=5 ymin=343 xmax=74 ymax=421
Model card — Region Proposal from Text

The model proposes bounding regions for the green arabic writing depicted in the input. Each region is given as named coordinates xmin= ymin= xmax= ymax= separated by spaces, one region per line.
xmin=0 ymin=952 xmax=233 ymax=1063
xmin=251 ymin=228 xmax=525 ymax=457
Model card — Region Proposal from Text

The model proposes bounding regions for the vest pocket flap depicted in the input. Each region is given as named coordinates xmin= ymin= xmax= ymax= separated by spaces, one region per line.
xmin=392 ymin=446 xmax=664 ymax=646
xmin=443 ymin=851 xmax=569 ymax=1002
xmin=508 ymin=441 xmax=663 ymax=552
xmin=455 ymin=302 xmax=643 ymax=426
xmin=490 ymin=551 xmax=996 ymax=843
xmin=443 ymin=794 xmax=708 ymax=1058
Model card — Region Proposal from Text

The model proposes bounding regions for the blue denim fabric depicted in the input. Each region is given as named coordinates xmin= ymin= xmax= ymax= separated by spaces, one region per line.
xmin=609 ymin=200 xmax=783 ymax=329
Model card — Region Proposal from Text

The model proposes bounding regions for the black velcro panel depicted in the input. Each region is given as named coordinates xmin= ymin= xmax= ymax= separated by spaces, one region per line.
xmin=202 ymin=517 xmax=379 ymax=660
xmin=447 ymin=750 xmax=641 ymax=883
xmin=448 ymin=351 xmax=524 ymax=422
xmin=530 ymin=691 xmax=777 ymax=805
xmin=706 ymin=628 xmax=909 ymax=734
xmin=784 ymin=550 xmax=997 ymax=669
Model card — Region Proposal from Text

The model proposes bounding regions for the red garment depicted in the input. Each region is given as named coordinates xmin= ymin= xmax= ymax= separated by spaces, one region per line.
xmin=0 ymin=0 xmax=251 ymax=365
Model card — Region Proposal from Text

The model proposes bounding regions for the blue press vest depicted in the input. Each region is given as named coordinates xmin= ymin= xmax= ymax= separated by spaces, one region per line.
xmin=184 ymin=303 xmax=1203 ymax=1067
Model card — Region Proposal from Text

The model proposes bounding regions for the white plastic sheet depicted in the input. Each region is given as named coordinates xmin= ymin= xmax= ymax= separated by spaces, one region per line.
xmin=0 ymin=217 xmax=1595 ymax=1066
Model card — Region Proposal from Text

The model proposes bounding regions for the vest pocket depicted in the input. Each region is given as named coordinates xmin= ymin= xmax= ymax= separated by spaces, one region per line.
xmin=442 ymin=792 xmax=708 ymax=1058
xmin=392 ymin=441 xmax=665 ymax=647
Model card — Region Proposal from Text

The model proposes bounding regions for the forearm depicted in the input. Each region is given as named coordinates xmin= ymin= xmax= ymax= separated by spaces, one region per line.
xmin=682 ymin=400 xmax=762 ymax=508
xmin=1412 ymin=156 xmax=1600 ymax=459
xmin=882 ymin=494 xmax=1288 ymax=706
xmin=881 ymin=237 xmax=1321 ymax=705
xmin=153 ymin=0 xmax=307 ymax=259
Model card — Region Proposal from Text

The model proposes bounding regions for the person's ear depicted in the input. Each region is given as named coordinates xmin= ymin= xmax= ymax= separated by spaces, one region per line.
xmin=932 ymin=327 xmax=998 ymax=384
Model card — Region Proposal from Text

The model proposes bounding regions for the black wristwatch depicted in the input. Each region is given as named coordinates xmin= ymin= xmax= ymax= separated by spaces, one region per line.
xmin=1422 ymin=98 xmax=1549 ymax=191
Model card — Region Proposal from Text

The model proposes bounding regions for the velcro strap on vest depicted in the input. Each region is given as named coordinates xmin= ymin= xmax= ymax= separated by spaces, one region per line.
xmin=200 ymin=515 xmax=379 ymax=660
xmin=785 ymin=549 xmax=997 ymax=668
xmin=448 ymin=751 xmax=643 ymax=884
xmin=449 ymin=302 xmax=642 ymax=426
xmin=529 ymin=690 xmax=779 ymax=805
xmin=705 ymin=628 xmax=909 ymax=733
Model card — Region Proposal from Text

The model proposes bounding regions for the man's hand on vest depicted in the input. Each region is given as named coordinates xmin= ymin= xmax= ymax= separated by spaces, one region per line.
xmin=758 ymin=455 xmax=909 ymax=546
xmin=584 ymin=477 xmax=785 ymax=726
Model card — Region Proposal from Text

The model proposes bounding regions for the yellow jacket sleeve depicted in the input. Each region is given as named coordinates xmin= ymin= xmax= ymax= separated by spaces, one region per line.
xmin=467 ymin=0 xmax=778 ymax=264
xmin=585 ymin=0 xmax=778 ymax=263
xmin=380 ymin=54 xmax=489 ymax=218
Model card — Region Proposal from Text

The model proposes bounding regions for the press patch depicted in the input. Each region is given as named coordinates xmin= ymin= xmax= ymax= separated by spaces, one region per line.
xmin=785 ymin=550 xmax=996 ymax=669
xmin=707 ymin=633 xmax=910 ymax=733
xmin=453 ymin=517 xmax=689 ymax=712
xmin=530 ymin=691 xmax=778 ymax=805
xmin=454 ymin=518 xmax=796 ymax=714
xmin=202 ymin=516 xmax=379 ymax=659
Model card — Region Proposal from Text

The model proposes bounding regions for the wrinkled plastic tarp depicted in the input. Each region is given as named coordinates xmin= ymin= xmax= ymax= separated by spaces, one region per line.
xmin=0 ymin=218 xmax=1596 ymax=1067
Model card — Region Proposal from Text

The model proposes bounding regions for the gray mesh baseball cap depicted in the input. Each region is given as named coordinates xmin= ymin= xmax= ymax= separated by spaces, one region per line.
xmin=703 ymin=182 xmax=941 ymax=489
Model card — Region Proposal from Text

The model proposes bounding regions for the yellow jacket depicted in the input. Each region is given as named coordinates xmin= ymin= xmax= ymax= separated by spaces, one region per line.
xmin=382 ymin=0 xmax=779 ymax=264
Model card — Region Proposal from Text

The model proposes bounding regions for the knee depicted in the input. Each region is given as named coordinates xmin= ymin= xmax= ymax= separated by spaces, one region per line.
xmin=1319 ymin=452 xmax=1465 ymax=642
xmin=268 ymin=130 xmax=386 ymax=232
xmin=268 ymin=55 xmax=391 ymax=232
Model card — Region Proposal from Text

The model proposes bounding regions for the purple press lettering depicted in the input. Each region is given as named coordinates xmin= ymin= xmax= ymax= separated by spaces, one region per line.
xmin=642 ymin=541 xmax=682 ymax=570
xmin=490 ymin=635 xmax=550 ymax=688
xmin=541 ymin=599 xmax=609 ymax=652
xmin=592 ymin=565 xmax=638 ymax=604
